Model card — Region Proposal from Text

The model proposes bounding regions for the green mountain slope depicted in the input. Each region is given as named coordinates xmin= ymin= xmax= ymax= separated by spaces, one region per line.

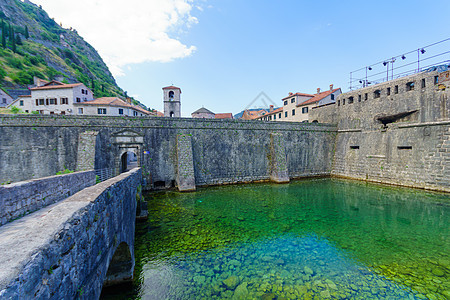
xmin=0 ymin=0 xmax=143 ymax=106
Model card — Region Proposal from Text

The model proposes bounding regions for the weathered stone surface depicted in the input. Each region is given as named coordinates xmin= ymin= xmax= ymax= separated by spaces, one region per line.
xmin=0 ymin=116 xmax=336 ymax=191
xmin=223 ymin=275 xmax=240 ymax=290
xmin=310 ymin=69 xmax=450 ymax=192
xmin=0 ymin=170 xmax=95 ymax=226
xmin=0 ymin=168 xmax=141 ymax=299
xmin=176 ymin=134 xmax=196 ymax=191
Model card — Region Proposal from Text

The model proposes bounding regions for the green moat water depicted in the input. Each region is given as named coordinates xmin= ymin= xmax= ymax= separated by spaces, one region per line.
xmin=105 ymin=178 xmax=449 ymax=299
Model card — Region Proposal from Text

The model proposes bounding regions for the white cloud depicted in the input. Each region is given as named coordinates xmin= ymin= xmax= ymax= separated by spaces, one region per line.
xmin=29 ymin=0 xmax=200 ymax=76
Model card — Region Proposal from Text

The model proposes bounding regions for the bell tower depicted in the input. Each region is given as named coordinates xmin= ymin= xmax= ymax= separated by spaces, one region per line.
xmin=163 ymin=86 xmax=181 ymax=117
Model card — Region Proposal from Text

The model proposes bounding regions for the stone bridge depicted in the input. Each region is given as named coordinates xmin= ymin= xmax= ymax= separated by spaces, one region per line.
xmin=0 ymin=168 xmax=142 ymax=299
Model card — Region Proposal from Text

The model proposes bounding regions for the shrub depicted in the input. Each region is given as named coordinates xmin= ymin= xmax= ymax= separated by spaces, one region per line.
xmin=10 ymin=106 xmax=21 ymax=114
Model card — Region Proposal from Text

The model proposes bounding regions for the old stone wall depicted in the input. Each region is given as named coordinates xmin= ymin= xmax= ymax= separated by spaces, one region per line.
xmin=310 ymin=69 xmax=450 ymax=192
xmin=0 ymin=170 xmax=95 ymax=226
xmin=0 ymin=116 xmax=337 ymax=189
xmin=0 ymin=168 xmax=141 ymax=299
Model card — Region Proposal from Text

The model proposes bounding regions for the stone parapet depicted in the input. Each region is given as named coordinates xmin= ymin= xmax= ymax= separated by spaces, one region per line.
xmin=0 ymin=170 xmax=95 ymax=226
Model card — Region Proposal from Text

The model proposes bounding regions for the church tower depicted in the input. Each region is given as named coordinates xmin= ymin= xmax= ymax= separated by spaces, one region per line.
xmin=163 ymin=86 xmax=181 ymax=117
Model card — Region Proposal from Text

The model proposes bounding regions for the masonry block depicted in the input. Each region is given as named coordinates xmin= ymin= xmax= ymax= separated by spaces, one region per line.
xmin=269 ymin=133 xmax=289 ymax=183
xmin=76 ymin=131 xmax=99 ymax=171
xmin=176 ymin=134 xmax=196 ymax=192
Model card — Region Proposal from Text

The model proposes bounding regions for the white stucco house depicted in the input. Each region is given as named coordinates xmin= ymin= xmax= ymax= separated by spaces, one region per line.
xmin=8 ymin=80 xmax=151 ymax=116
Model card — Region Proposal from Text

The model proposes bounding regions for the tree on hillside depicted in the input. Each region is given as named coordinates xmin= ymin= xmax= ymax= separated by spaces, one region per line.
xmin=11 ymin=28 xmax=16 ymax=53
xmin=24 ymin=25 xmax=29 ymax=39
xmin=16 ymin=33 xmax=22 ymax=45
xmin=1 ymin=28 xmax=5 ymax=49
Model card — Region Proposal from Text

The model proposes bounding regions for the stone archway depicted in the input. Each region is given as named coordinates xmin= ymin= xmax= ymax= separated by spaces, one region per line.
xmin=112 ymin=130 xmax=144 ymax=176
xmin=103 ymin=242 xmax=134 ymax=287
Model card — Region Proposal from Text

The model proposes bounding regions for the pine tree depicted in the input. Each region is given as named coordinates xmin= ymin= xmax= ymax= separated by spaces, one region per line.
xmin=16 ymin=33 xmax=22 ymax=45
xmin=1 ymin=31 xmax=5 ymax=49
xmin=24 ymin=25 xmax=29 ymax=39
xmin=11 ymin=28 xmax=16 ymax=53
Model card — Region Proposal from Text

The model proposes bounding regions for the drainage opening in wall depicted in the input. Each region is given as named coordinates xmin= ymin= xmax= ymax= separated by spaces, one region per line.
xmin=154 ymin=181 xmax=165 ymax=188
xmin=350 ymin=146 xmax=360 ymax=149
xmin=397 ymin=146 xmax=413 ymax=150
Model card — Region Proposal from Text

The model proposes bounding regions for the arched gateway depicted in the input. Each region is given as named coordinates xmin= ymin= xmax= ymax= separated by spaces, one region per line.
xmin=112 ymin=130 xmax=144 ymax=175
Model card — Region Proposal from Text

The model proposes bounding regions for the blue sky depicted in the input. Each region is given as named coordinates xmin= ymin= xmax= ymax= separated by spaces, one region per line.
xmin=32 ymin=0 xmax=450 ymax=116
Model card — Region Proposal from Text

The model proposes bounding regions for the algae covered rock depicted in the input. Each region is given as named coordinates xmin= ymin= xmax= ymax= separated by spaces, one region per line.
xmin=232 ymin=282 xmax=248 ymax=299
xmin=223 ymin=275 xmax=240 ymax=290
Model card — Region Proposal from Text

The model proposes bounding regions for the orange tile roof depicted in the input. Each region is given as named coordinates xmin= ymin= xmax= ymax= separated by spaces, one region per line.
xmin=215 ymin=113 xmax=233 ymax=119
xmin=157 ymin=111 xmax=164 ymax=117
xmin=253 ymin=107 xmax=283 ymax=119
xmin=31 ymin=81 xmax=84 ymax=91
xmin=162 ymin=86 xmax=181 ymax=90
xmin=281 ymin=92 xmax=314 ymax=100
xmin=297 ymin=88 xmax=341 ymax=107
xmin=74 ymin=97 xmax=151 ymax=115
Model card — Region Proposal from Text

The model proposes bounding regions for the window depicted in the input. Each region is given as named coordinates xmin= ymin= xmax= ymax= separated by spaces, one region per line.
xmin=406 ymin=82 xmax=415 ymax=91
xmin=291 ymin=98 xmax=295 ymax=103
xmin=302 ymin=107 xmax=308 ymax=114
xmin=273 ymin=114 xmax=276 ymax=120
xmin=76 ymin=97 xmax=81 ymax=102
xmin=337 ymin=100 xmax=340 ymax=106
xmin=279 ymin=113 xmax=281 ymax=119
xmin=434 ymin=76 xmax=439 ymax=85
xmin=20 ymin=100 xmax=24 ymax=106
xmin=374 ymin=90 xmax=381 ymax=99
xmin=45 ymin=99 xmax=49 ymax=105
xmin=119 ymin=108 xmax=123 ymax=115
xmin=81 ymin=89 xmax=84 ymax=94
xmin=285 ymin=111 xmax=288 ymax=118
xmin=343 ymin=99 xmax=345 ymax=105
xmin=358 ymin=95 xmax=361 ymax=102
xmin=169 ymin=91 xmax=174 ymax=98
xmin=133 ymin=111 xmax=138 ymax=116
xmin=421 ymin=78 xmax=426 ymax=89
xmin=50 ymin=111 xmax=54 ymax=115
xmin=268 ymin=116 xmax=272 ymax=121
xmin=395 ymin=85 xmax=399 ymax=94
xmin=284 ymin=100 xmax=288 ymax=106
xmin=60 ymin=111 xmax=65 ymax=115
xmin=39 ymin=99 xmax=44 ymax=105
xmin=387 ymin=87 xmax=391 ymax=96
xmin=98 ymin=108 xmax=107 ymax=115
xmin=348 ymin=96 xmax=354 ymax=103
xmin=364 ymin=93 xmax=368 ymax=100
xmin=60 ymin=97 xmax=68 ymax=104
xmin=49 ymin=98 xmax=57 ymax=105
xmin=25 ymin=110 xmax=28 ymax=113
xmin=292 ymin=109 xmax=295 ymax=116
xmin=331 ymin=94 xmax=335 ymax=100
xmin=2 ymin=98 xmax=6 ymax=104
xmin=78 ymin=108 xmax=83 ymax=114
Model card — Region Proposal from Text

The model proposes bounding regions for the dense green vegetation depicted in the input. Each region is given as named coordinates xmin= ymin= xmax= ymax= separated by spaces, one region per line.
xmin=0 ymin=0 xmax=146 ymax=108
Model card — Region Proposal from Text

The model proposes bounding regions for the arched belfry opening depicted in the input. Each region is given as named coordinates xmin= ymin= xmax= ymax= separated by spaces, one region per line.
xmin=168 ymin=90 xmax=174 ymax=99
xmin=112 ymin=130 xmax=144 ymax=176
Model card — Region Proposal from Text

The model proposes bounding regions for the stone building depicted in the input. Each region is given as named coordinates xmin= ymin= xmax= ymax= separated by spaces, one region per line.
xmin=8 ymin=80 xmax=151 ymax=116
xmin=163 ymin=86 xmax=181 ymax=117
xmin=191 ymin=107 xmax=215 ymax=118
xmin=254 ymin=86 xmax=341 ymax=122
xmin=74 ymin=97 xmax=151 ymax=116
xmin=0 ymin=88 xmax=13 ymax=108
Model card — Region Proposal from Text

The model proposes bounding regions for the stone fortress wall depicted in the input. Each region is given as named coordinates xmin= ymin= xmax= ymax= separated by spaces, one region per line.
xmin=310 ymin=68 xmax=450 ymax=192
xmin=0 ymin=116 xmax=337 ymax=189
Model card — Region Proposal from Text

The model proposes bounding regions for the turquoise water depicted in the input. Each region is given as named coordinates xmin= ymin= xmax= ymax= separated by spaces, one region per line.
xmin=103 ymin=178 xmax=449 ymax=299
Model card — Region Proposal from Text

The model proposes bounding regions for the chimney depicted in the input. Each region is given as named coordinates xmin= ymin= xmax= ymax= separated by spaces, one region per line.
xmin=329 ymin=84 xmax=334 ymax=91
xmin=317 ymin=88 xmax=321 ymax=94
xmin=289 ymin=92 xmax=293 ymax=96
xmin=126 ymin=97 xmax=132 ymax=104
xmin=269 ymin=105 xmax=274 ymax=112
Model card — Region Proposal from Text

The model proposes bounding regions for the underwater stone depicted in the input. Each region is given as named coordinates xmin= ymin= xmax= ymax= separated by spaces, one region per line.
xmin=431 ymin=268 xmax=444 ymax=277
xmin=223 ymin=275 xmax=240 ymax=290
xmin=304 ymin=266 xmax=314 ymax=275
xmin=232 ymin=282 xmax=248 ymax=299
xmin=261 ymin=292 xmax=277 ymax=300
